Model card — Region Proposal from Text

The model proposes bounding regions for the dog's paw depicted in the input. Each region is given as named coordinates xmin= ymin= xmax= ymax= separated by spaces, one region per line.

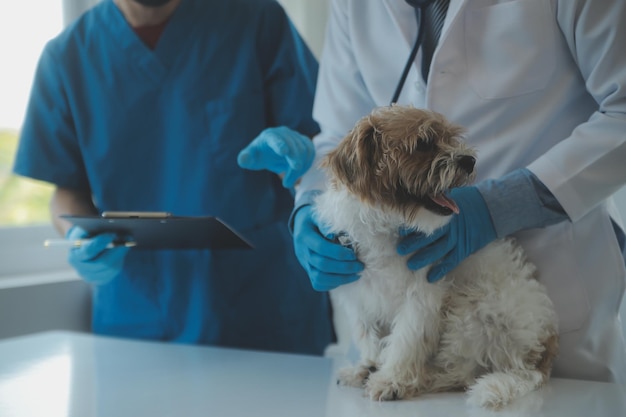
xmin=467 ymin=371 xmax=545 ymax=410
xmin=466 ymin=382 xmax=508 ymax=410
xmin=336 ymin=365 xmax=376 ymax=388
xmin=365 ymin=371 xmax=414 ymax=401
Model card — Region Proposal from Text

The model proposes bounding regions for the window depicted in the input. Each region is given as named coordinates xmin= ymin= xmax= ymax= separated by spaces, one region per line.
xmin=0 ymin=1 xmax=67 ymax=280
xmin=0 ymin=132 xmax=54 ymax=226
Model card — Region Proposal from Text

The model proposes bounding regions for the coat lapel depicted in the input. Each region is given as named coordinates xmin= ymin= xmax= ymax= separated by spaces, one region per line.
xmin=382 ymin=0 xmax=421 ymax=54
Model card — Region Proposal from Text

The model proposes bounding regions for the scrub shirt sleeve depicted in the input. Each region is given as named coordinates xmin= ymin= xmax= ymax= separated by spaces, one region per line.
xmin=12 ymin=46 xmax=89 ymax=191
xmin=295 ymin=0 xmax=378 ymax=207
xmin=256 ymin=1 xmax=319 ymax=138
xmin=527 ymin=0 xmax=626 ymax=222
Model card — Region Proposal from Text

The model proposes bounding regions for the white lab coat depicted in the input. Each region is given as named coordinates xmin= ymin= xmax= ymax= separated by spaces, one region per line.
xmin=298 ymin=0 xmax=626 ymax=382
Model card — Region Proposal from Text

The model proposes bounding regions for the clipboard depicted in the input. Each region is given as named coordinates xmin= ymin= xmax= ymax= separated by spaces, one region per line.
xmin=61 ymin=214 xmax=254 ymax=250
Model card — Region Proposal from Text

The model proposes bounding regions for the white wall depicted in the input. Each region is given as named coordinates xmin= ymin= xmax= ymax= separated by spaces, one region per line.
xmin=0 ymin=225 xmax=93 ymax=339
xmin=279 ymin=0 xmax=329 ymax=58
xmin=0 ymin=280 xmax=91 ymax=339
xmin=62 ymin=0 xmax=100 ymax=25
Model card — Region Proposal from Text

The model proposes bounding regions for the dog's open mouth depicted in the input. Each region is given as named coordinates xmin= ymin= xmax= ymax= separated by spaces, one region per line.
xmin=426 ymin=193 xmax=459 ymax=216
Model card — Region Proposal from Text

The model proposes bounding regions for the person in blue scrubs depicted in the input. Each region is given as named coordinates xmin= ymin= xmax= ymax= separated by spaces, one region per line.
xmin=12 ymin=0 xmax=335 ymax=355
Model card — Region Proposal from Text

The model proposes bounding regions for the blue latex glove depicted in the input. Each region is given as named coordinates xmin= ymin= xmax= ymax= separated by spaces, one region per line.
xmin=397 ymin=186 xmax=497 ymax=283
xmin=237 ymin=126 xmax=315 ymax=189
xmin=293 ymin=205 xmax=364 ymax=291
xmin=66 ymin=226 xmax=130 ymax=285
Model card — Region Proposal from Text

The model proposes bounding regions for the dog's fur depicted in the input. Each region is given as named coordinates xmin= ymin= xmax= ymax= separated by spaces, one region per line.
xmin=313 ymin=106 xmax=559 ymax=409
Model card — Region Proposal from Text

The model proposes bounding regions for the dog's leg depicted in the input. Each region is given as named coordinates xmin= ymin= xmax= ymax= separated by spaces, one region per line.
xmin=365 ymin=283 xmax=446 ymax=401
xmin=336 ymin=319 xmax=385 ymax=388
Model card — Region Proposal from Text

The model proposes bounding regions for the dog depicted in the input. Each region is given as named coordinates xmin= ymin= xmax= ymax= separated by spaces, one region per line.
xmin=312 ymin=105 xmax=559 ymax=409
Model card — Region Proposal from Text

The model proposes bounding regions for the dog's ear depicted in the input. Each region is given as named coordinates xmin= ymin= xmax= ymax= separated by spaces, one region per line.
xmin=322 ymin=116 xmax=381 ymax=198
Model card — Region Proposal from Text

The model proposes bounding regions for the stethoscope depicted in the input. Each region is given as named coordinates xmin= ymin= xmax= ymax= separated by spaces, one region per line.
xmin=390 ymin=0 xmax=437 ymax=105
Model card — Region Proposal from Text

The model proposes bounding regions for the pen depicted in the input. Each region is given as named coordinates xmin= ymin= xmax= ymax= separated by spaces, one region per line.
xmin=43 ymin=239 xmax=137 ymax=249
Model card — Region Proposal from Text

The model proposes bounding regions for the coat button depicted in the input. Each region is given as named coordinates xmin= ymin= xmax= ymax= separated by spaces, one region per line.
xmin=414 ymin=81 xmax=425 ymax=93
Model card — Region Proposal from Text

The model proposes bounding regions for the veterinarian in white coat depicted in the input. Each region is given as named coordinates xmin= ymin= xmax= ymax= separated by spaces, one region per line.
xmin=239 ymin=0 xmax=626 ymax=383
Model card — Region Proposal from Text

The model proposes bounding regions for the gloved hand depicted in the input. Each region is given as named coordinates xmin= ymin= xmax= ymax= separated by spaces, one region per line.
xmin=237 ymin=126 xmax=315 ymax=188
xmin=293 ymin=205 xmax=364 ymax=291
xmin=397 ymin=186 xmax=497 ymax=283
xmin=66 ymin=226 xmax=130 ymax=285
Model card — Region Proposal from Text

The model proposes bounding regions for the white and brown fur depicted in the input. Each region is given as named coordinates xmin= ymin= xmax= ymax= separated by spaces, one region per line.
xmin=313 ymin=106 xmax=559 ymax=409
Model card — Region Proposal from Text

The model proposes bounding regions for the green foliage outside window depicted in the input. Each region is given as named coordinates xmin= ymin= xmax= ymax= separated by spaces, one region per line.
xmin=0 ymin=129 xmax=53 ymax=226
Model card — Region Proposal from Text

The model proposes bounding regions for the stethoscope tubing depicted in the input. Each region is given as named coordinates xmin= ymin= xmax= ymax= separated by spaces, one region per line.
xmin=390 ymin=5 xmax=427 ymax=105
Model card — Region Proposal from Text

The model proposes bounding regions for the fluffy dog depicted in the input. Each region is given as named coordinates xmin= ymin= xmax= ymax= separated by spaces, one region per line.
xmin=313 ymin=106 xmax=559 ymax=409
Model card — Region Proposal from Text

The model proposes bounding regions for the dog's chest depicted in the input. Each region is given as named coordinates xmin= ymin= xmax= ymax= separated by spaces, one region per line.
xmin=333 ymin=237 xmax=427 ymax=320
xmin=315 ymin=188 xmax=429 ymax=316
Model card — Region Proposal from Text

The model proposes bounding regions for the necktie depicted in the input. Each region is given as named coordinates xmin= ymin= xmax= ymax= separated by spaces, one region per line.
xmin=421 ymin=0 xmax=450 ymax=82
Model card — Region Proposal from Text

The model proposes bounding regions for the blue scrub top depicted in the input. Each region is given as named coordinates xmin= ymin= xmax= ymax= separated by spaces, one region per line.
xmin=14 ymin=0 xmax=334 ymax=355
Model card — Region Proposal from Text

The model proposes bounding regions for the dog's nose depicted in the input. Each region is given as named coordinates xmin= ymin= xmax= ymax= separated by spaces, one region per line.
xmin=458 ymin=155 xmax=476 ymax=174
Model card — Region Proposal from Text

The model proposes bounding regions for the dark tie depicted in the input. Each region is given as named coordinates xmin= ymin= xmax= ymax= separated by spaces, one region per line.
xmin=421 ymin=0 xmax=450 ymax=82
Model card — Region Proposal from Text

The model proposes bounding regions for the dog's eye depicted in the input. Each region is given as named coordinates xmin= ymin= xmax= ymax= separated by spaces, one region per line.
xmin=415 ymin=140 xmax=436 ymax=152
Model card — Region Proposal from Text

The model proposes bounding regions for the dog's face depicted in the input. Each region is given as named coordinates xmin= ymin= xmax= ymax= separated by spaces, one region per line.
xmin=322 ymin=106 xmax=476 ymax=225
